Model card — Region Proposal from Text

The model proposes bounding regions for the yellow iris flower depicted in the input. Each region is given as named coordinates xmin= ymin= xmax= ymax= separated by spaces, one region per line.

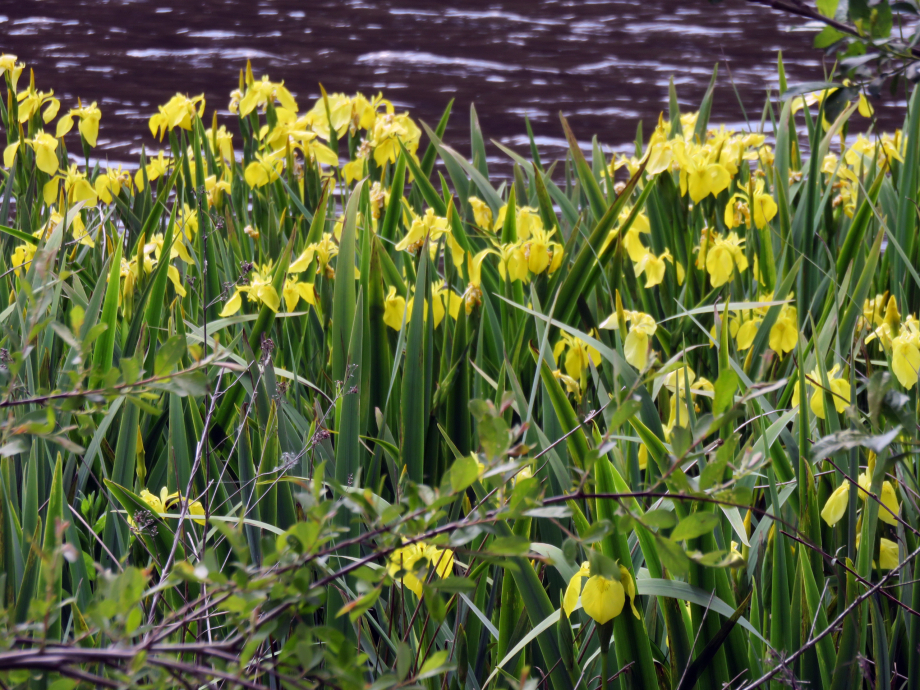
xmin=43 ymin=163 xmax=98 ymax=208
xmin=369 ymin=112 xmax=421 ymax=167
xmin=724 ymin=180 xmax=777 ymax=230
xmin=672 ymin=140 xmax=732 ymax=203
xmin=396 ymin=208 xmax=451 ymax=254
xmin=792 ymin=363 xmax=851 ymax=419
xmin=645 ymin=142 xmax=673 ymax=176
xmin=120 ymin=244 xmax=187 ymax=307
xmin=350 ymin=92 xmax=393 ymax=134
xmin=553 ymin=332 xmax=601 ymax=380
xmin=891 ymin=332 xmax=920 ymax=389
xmin=387 ymin=542 xmax=454 ymax=598
xmin=206 ymin=125 xmax=234 ymax=163
xmin=38 ymin=210 xmax=91 ymax=249
xmin=0 ymin=54 xmax=25 ymax=91
xmin=861 ymin=294 xmax=888 ymax=330
xmin=259 ymin=110 xmax=339 ymax=168
xmin=138 ymin=487 xmax=206 ymax=525
xmin=496 ymin=242 xmax=529 ymax=283
xmin=524 ymin=226 xmax=563 ymax=275
xmin=637 ymin=445 xmax=648 ymax=470
xmin=2 ymin=140 xmax=19 ymax=170
xmin=176 ymin=205 xmax=200 ymax=258
xmin=855 ymin=533 xmax=901 ymax=570
xmin=857 ymin=471 xmax=900 ymax=526
xmin=17 ymin=83 xmax=60 ymax=124
xmin=383 ymin=286 xmax=407 ymax=331
xmin=624 ymin=312 xmax=657 ymax=371
xmin=846 ymin=132 xmax=902 ymax=170
xmin=663 ymin=364 xmax=697 ymax=394
xmin=204 ymin=174 xmax=231 ymax=207
xmin=405 ymin=281 xmax=462 ymax=329
xmin=622 ymin=225 xmax=650 ymax=261
xmin=879 ymin=538 xmax=900 ymax=569
xmin=244 ymin=151 xmax=284 ymax=188
xmin=55 ymin=100 xmax=102 ymax=147
xmin=282 ymin=277 xmax=316 ymax=312
xmin=368 ymin=181 xmax=388 ymax=220
xmin=146 ymin=231 xmax=192 ymax=266
xmin=563 ymin=561 xmax=639 ymax=624
xmin=5 ymin=131 xmax=60 ymax=176
xmin=290 ymin=234 xmax=340 ymax=276
xmin=601 ymin=308 xmax=657 ymax=371
xmin=300 ymin=134 xmax=340 ymax=168
xmin=600 ymin=309 xmax=657 ymax=371
xmin=342 ymin=157 xmax=366 ymax=185
xmin=462 ymin=248 xmax=494 ymax=314
xmin=10 ymin=221 xmax=62 ymax=276
xmin=553 ymin=369 xmax=582 ymax=401
xmin=601 ymin=207 xmax=651 ymax=260
xmin=95 ymin=166 xmax=132 ymax=204
xmin=820 ymin=482 xmax=849 ymax=526
xmin=238 ymin=76 xmax=297 ymax=117
xmin=219 ymin=265 xmax=280 ymax=317
xmin=865 ymin=297 xmax=920 ymax=388
xmin=660 ymin=365 xmax=713 ymax=437
xmin=705 ymin=232 xmax=747 ymax=288
xmin=139 ymin=488 xmax=166 ymax=514
xmin=148 ymin=93 xmax=205 ymax=140
xmin=468 ymin=196 xmax=493 ymax=229
xmin=517 ymin=207 xmax=544 ymax=240
xmin=769 ymin=304 xmax=798 ymax=355
xmin=492 ymin=205 xmax=543 ymax=240
xmin=10 ymin=242 xmax=36 ymax=277
xmin=135 ymin=151 xmax=172 ymax=191
xmin=642 ymin=114 xmax=674 ymax=175
xmin=665 ymin=395 xmax=692 ymax=437
xmin=302 ymin=92 xmax=353 ymax=140
xmin=121 ymin=257 xmax=147 ymax=306
xmin=633 ymin=248 xmax=672 ymax=288
xmin=875 ymin=296 xmax=901 ymax=347
xmin=735 ymin=316 xmax=762 ymax=350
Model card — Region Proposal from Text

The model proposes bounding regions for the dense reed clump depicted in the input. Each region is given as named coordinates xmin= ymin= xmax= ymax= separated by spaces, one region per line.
xmin=0 ymin=52 xmax=919 ymax=690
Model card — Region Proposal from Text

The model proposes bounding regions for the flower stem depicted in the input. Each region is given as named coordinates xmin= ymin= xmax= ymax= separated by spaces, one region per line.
xmin=601 ymin=649 xmax=609 ymax=690
xmin=596 ymin=619 xmax=613 ymax=690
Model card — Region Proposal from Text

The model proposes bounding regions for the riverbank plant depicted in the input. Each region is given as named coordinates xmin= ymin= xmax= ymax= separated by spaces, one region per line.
xmin=0 ymin=54 xmax=919 ymax=690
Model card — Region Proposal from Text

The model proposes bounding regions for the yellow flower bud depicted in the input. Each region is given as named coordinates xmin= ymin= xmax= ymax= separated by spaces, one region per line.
xmin=820 ymin=482 xmax=849 ymax=526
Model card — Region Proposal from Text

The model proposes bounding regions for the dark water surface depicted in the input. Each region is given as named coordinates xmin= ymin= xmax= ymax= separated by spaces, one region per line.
xmin=2 ymin=0 xmax=907 ymax=168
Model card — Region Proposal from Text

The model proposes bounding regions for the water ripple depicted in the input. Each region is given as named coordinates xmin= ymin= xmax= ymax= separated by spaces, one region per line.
xmin=0 ymin=0 xmax=906 ymax=170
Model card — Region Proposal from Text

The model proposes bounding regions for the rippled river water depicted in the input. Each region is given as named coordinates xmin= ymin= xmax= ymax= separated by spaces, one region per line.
xmin=2 ymin=0 xmax=906 ymax=167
